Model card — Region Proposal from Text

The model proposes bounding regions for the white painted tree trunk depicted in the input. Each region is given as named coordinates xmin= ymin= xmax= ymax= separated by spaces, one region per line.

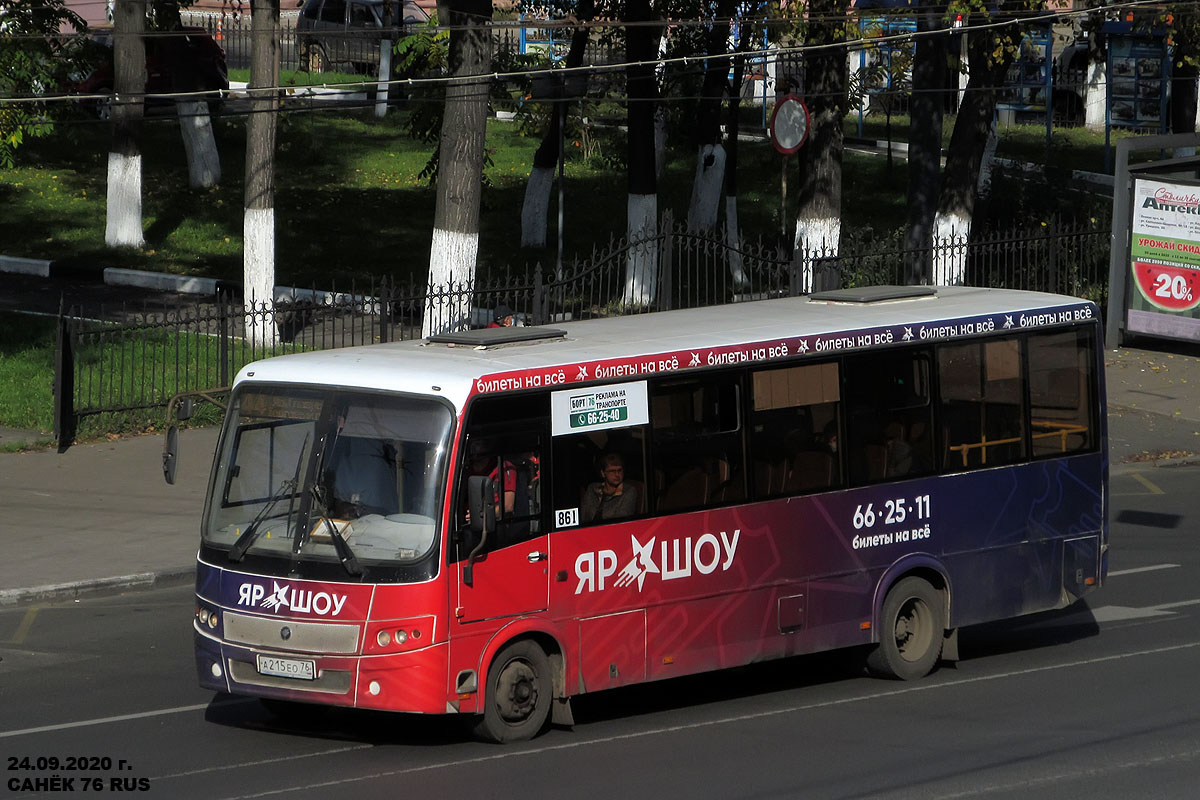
xmin=624 ymin=193 xmax=658 ymax=308
xmin=725 ymin=195 xmax=747 ymax=289
xmin=521 ymin=165 xmax=554 ymax=248
xmin=793 ymin=218 xmax=840 ymax=294
xmin=244 ymin=207 xmax=277 ymax=347
xmin=375 ymin=40 xmax=392 ymax=118
xmin=177 ymin=101 xmax=220 ymax=188
xmin=931 ymin=210 xmax=970 ymax=286
xmin=687 ymin=143 xmax=725 ymax=232
xmin=423 ymin=227 xmax=478 ymax=338
xmin=1085 ymin=61 xmax=1106 ymax=131
xmin=105 ymin=152 xmax=144 ymax=247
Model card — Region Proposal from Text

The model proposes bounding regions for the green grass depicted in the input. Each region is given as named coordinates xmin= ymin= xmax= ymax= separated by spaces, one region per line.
xmin=1 ymin=104 xmax=926 ymax=289
xmin=841 ymin=110 xmax=1152 ymax=176
xmin=0 ymin=312 xmax=58 ymax=441
xmin=0 ymin=310 xmax=308 ymax=442
xmin=228 ymin=68 xmax=373 ymax=87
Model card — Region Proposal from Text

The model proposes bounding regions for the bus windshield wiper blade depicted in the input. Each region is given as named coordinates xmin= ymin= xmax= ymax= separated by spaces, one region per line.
xmin=228 ymin=435 xmax=309 ymax=563
xmin=316 ymin=513 xmax=364 ymax=577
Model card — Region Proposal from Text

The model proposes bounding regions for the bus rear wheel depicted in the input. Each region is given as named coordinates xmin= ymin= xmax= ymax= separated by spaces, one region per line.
xmin=867 ymin=577 xmax=944 ymax=681
xmin=473 ymin=640 xmax=552 ymax=743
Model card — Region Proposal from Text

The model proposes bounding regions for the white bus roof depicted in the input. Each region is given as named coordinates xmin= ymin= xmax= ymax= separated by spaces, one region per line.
xmin=235 ymin=286 xmax=1097 ymax=410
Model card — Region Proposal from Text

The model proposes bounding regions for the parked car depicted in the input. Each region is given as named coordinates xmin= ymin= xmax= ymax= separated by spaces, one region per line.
xmin=72 ymin=25 xmax=228 ymax=118
xmin=297 ymin=0 xmax=429 ymax=74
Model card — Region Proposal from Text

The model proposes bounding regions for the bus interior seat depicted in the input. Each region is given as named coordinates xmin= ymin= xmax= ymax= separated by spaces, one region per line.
xmin=754 ymin=458 xmax=787 ymax=496
xmin=624 ymin=478 xmax=647 ymax=513
xmin=710 ymin=467 xmax=745 ymax=504
xmin=661 ymin=467 xmax=709 ymax=510
xmin=786 ymin=450 xmax=834 ymax=491
xmin=863 ymin=443 xmax=888 ymax=481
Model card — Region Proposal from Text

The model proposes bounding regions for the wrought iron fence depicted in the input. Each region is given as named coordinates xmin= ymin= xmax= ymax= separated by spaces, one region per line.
xmin=53 ymin=216 xmax=1110 ymax=446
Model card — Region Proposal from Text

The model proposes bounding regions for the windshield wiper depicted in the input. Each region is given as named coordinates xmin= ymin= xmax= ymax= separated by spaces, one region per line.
xmin=228 ymin=434 xmax=309 ymax=563
xmin=311 ymin=504 xmax=364 ymax=577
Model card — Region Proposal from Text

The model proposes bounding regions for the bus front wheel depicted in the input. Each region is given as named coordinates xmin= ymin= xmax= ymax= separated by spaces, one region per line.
xmin=474 ymin=639 xmax=552 ymax=743
xmin=867 ymin=577 xmax=944 ymax=681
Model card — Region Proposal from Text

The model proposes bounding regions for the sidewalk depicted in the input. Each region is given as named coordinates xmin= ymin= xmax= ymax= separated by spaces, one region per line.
xmin=0 ymin=428 xmax=217 ymax=605
xmin=0 ymin=346 xmax=1197 ymax=606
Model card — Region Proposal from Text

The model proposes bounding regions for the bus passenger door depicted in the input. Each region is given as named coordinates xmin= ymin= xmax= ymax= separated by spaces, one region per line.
xmin=454 ymin=437 xmax=548 ymax=623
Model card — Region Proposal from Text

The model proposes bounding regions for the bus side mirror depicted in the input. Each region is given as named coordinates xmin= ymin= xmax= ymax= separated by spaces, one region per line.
xmin=463 ymin=475 xmax=494 ymax=586
xmin=177 ymin=397 xmax=195 ymax=422
xmin=163 ymin=425 xmax=179 ymax=485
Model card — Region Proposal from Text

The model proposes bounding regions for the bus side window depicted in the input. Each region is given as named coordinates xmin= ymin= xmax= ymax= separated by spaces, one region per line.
xmin=937 ymin=338 xmax=1026 ymax=472
xmin=458 ymin=441 xmax=542 ymax=554
xmin=1028 ymin=329 xmax=1095 ymax=457
xmin=844 ymin=349 xmax=935 ymax=485
xmin=454 ymin=393 xmax=550 ymax=559
xmin=651 ymin=375 xmax=744 ymax=511
xmin=551 ymin=428 xmax=647 ymax=527
xmin=749 ymin=362 xmax=841 ymax=497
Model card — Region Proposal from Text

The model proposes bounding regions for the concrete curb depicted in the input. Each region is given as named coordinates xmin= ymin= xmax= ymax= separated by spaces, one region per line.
xmin=0 ymin=258 xmax=379 ymax=307
xmin=0 ymin=255 xmax=52 ymax=277
xmin=0 ymin=567 xmax=195 ymax=607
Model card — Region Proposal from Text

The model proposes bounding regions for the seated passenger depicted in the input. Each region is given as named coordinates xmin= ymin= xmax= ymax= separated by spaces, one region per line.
xmin=581 ymin=453 xmax=640 ymax=523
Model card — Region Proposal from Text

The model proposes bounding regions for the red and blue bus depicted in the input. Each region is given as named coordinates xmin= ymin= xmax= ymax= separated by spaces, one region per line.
xmin=190 ymin=285 xmax=1107 ymax=742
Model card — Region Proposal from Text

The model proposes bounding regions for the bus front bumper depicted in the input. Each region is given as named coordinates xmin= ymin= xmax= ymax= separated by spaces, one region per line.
xmin=195 ymin=628 xmax=451 ymax=714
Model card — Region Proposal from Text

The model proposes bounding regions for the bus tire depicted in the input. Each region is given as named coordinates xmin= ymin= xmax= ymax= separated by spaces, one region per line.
xmin=473 ymin=639 xmax=552 ymax=743
xmin=867 ymin=577 xmax=944 ymax=681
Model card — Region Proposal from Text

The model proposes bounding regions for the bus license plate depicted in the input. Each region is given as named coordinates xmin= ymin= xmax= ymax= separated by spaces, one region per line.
xmin=256 ymin=654 xmax=316 ymax=681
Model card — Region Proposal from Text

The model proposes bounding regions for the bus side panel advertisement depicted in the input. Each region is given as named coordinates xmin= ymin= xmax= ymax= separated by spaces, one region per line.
xmin=1127 ymin=176 xmax=1200 ymax=342
xmin=551 ymin=457 xmax=1103 ymax=680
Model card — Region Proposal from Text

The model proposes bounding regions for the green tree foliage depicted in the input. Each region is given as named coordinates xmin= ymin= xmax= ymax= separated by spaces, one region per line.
xmin=0 ymin=0 xmax=91 ymax=167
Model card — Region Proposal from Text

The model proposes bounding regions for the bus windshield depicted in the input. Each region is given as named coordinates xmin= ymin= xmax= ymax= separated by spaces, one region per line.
xmin=203 ymin=387 xmax=453 ymax=569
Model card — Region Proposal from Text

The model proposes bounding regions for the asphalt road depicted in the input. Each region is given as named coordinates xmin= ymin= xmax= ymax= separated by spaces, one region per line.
xmin=2 ymin=464 xmax=1198 ymax=800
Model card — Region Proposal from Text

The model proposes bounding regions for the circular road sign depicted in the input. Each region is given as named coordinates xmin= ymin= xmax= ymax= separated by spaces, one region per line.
xmin=769 ymin=94 xmax=810 ymax=155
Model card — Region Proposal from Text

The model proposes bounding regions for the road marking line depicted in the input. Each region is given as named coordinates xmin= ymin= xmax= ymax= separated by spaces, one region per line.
xmin=152 ymin=745 xmax=375 ymax=780
xmin=1130 ymin=472 xmax=1165 ymax=495
xmin=0 ymin=699 xmax=254 ymax=739
xmin=5 ymin=606 xmax=39 ymax=645
xmin=208 ymin=640 xmax=1200 ymax=800
xmin=1109 ymin=563 xmax=1180 ymax=576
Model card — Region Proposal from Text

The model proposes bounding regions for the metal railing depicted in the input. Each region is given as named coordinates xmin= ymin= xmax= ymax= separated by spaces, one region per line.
xmin=53 ymin=216 xmax=1110 ymax=446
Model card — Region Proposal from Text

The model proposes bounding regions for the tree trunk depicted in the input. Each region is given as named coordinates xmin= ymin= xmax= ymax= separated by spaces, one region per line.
xmin=244 ymin=0 xmax=280 ymax=347
xmin=375 ymin=0 xmax=393 ymax=117
xmin=794 ymin=0 xmax=848 ymax=293
xmin=722 ymin=20 xmax=755 ymax=289
xmin=106 ymin=0 xmax=146 ymax=248
xmin=1171 ymin=23 xmax=1198 ymax=137
xmin=520 ymin=0 xmax=593 ymax=249
xmin=1084 ymin=27 xmax=1106 ymax=131
xmin=177 ymin=102 xmax=221 ymax=188
xmin=687 ymin=0 xmax=734 ymax=232
xmin=933 ymin=23 xmax=1016 ymax=285
xmin=425 ymin=0 xmax=493 ymax=336
xmin=161 ymin=11 xmax=221 ymax=189
xmin=622 ymin=0 xmax=659 ymax=308
xmin=902 ymin=10 xmax=947 ymax=285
